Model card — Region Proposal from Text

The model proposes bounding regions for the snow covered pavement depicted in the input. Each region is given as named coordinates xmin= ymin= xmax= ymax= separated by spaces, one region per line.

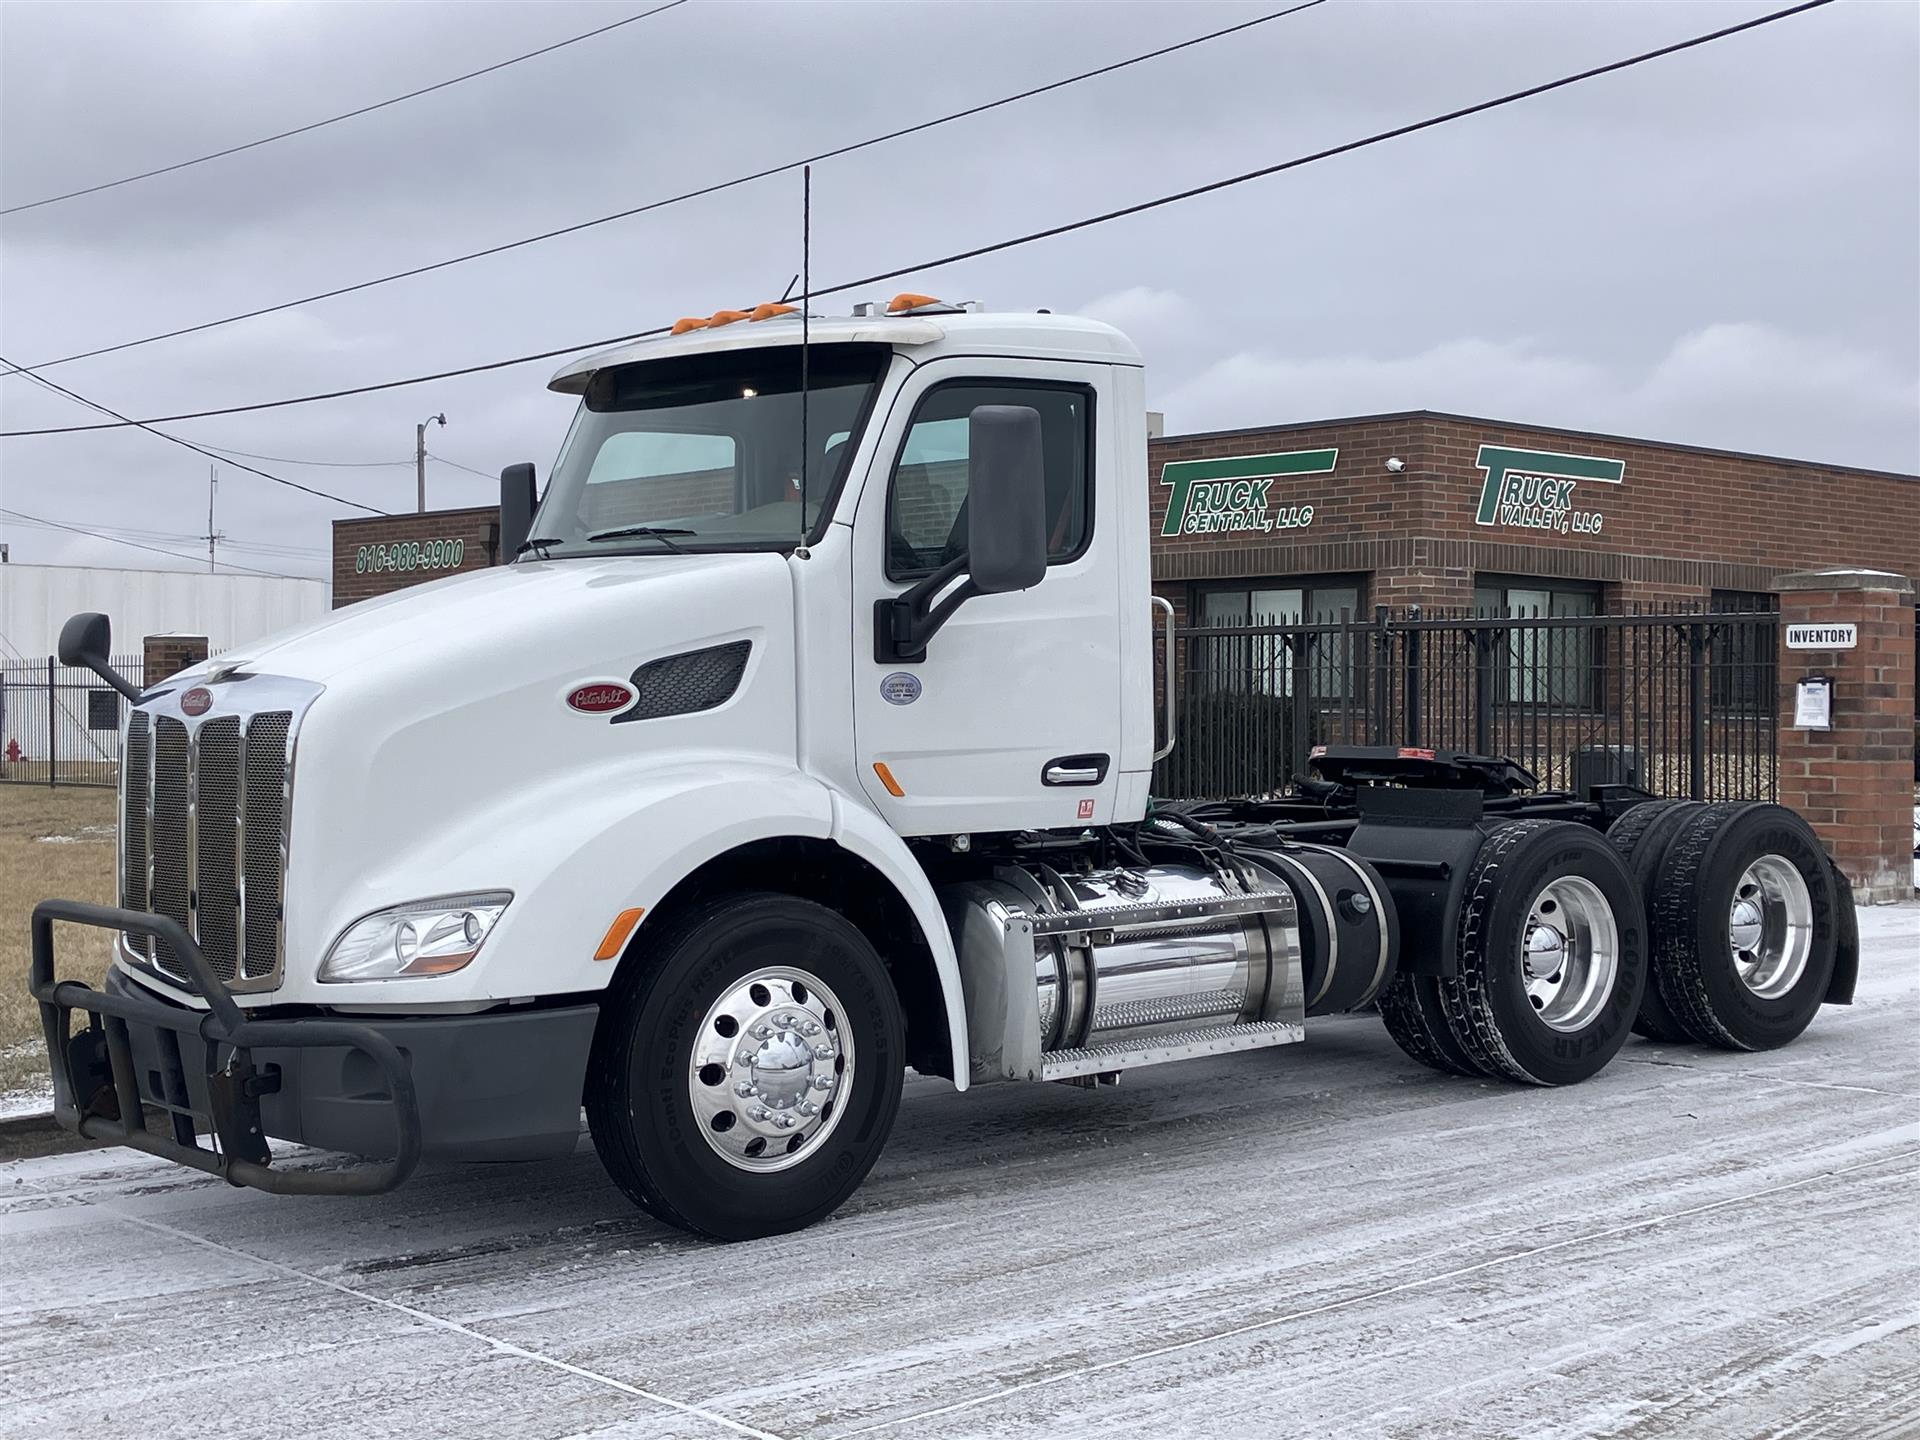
xmin=3 ymin=907 xmax=1915 ymax=1440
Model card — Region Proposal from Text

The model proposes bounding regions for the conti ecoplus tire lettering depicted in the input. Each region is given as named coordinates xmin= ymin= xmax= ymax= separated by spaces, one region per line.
xmin=1650 ymin=803 xmax=1838 ymax=1052
xmin=1605 ymin=799 xmax=1704 ymax=1043
xmin=1438 ymin=819 xmax=1646 ymax=1086
xmin=585 ymin=891 xmax=905 ymax=1241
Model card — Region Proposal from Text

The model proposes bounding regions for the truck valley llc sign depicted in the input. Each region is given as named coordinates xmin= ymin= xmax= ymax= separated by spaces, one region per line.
xmin=1473 ymin=444 xmax=1625 ymax=537
xmin=1158 ymin=449 xmax=1337 ymax=537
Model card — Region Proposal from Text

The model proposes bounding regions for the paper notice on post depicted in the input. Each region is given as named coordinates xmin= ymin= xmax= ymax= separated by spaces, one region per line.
xmin=1793 ymin=677 xmax=1832 ymax=730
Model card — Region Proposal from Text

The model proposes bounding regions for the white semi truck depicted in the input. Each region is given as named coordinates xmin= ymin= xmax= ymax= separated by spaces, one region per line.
xmin=34 ymin=298 xmax=1856 ymax=1240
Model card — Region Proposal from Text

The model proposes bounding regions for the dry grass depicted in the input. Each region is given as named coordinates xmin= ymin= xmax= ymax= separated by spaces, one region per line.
xmin=0 ymin=784 xmax=117 ymax=1101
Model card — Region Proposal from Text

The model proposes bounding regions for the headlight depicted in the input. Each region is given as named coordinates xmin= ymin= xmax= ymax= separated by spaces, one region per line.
xmin=319 ymin=892 xmax=511 ymax=983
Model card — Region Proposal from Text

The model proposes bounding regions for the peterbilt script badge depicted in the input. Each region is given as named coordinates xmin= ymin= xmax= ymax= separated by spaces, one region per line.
xmin=180 ymin=687 xmax=213 ymax=716
xmin=566 ymin=681 xmax=635 ymax=715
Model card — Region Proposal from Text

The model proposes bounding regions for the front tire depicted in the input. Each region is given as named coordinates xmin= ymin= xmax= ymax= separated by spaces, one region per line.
xmin=586 ymin=891 xmax=905 ymax=1241
xmin=1441 ymin=820 xmax=1646 ymax=1086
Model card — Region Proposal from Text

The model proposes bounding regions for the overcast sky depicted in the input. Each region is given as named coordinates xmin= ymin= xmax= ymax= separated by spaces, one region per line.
xmin=1 ymin=0 xmax=1915 ymax=589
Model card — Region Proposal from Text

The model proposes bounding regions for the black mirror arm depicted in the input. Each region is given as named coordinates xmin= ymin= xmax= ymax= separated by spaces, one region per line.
xmin=57 ymin=613 xmax=143 ymax=702
xmin=873 ymin=554 xmax=976 ymax=664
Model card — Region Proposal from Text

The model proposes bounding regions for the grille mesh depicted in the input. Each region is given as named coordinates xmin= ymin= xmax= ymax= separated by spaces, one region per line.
xmin=614 ymin=640 xmax=751 ymax=724
xmin=195 ymin=718 xmax=241 ymax=982
xmin=242 ymin=713 xmax=290 ymax=979
xmin=120 ymin=713 xmax=150 ymax=958
xmin=150 ymin=718 xmax=190 ymax=977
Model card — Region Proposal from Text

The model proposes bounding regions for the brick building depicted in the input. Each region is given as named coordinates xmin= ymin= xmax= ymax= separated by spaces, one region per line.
xmin=1146 ymin=410 xmax=1918 ymax=624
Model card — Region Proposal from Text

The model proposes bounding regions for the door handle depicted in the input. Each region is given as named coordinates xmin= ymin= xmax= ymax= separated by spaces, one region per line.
xmin=1042 ymin=754 xmax=1109 ymax=786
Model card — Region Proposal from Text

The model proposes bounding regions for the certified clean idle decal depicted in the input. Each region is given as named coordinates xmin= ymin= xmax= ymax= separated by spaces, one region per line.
xmin=1158 ymin=449 xmax=1337 ymax=537
xmin=1473 ymin=444 xmax=1625 ymax=536
xmin=879 ymin=672 xmax=922 ymax=706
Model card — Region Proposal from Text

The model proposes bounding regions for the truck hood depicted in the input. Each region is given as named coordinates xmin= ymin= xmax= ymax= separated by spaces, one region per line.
xmin=206 ymin=553 xmax=779 ymax=685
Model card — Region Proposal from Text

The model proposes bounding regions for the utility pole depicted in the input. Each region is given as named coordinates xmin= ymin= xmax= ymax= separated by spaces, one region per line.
xmin=416 ymin=413 xmax=447 ymax=512
xmin=204 ymin=464 xmax=223 ymax=573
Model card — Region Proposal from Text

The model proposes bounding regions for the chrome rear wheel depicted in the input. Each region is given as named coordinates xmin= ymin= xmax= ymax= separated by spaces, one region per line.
xmin=1728 ymin=854 xmax=1813 ymax=1000
xmin=1521 ymin=875 xmax=1620 ymax=1033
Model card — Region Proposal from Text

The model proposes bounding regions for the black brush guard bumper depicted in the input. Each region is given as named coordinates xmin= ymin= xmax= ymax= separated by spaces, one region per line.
xmin=30 ymin=899 xmax=421 ymax=1195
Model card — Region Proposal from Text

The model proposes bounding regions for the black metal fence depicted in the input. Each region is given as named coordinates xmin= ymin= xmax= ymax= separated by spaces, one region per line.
xmin=1155 ymin=603 xmax=1778 ymax=803
xmin=0 ymin=654 xmax=146 ymax=787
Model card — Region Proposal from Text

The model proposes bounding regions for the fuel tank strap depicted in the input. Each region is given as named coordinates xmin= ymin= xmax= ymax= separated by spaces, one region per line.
xmin=1027 ymin=892 xmax=1293 ymax=938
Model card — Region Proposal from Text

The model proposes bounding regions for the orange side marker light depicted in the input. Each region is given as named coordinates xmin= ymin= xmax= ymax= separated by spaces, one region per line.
xmin=707 ymin=308 xmax=750 ymax=328
xmin=887 ymin=292 xmax=941 ymax=314
xmin=594 ymin=907 xmax=646 ymax=961
xmin=670 ymin=316 xmax=709 ymax=335
xmin=750 ymin=303 xmax=798 ymax=321
xmin=872 ymin=762 xmax=906 ymax=798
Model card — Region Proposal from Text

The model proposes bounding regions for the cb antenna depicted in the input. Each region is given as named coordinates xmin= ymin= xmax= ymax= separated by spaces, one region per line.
xmin=798 ymin=164 xmax=811 ymax=545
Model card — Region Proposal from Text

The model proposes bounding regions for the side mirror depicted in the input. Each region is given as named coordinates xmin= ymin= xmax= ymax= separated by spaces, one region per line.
xmin=964 ymin=405 xmax=1047 ymax=594
xmin=58 ymin=612 xmax=142 ymax=701
xmin=499 ymin=462 xmax=538 ymax=559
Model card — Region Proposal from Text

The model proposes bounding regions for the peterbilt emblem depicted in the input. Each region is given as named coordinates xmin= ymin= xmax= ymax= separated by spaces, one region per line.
xmin=566 ymin=682 xmax=634 ymax=715
xmin=180 ymin=687 xmax=213 ymax=716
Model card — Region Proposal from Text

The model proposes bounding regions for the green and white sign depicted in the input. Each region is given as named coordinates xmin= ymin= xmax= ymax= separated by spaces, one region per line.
xmin=1158 ymin=449 xmax=1337 ymax=537
xmin=1473 ymin=444 xmax=1624 ymax=536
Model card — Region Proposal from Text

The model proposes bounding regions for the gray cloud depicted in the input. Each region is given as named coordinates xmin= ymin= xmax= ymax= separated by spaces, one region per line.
xmin=2 ymin=0 xmax=1914 ymax=583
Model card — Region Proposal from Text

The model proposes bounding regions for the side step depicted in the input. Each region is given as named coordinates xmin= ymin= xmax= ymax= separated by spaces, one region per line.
xmin=1041 ymin=1019 xmax=1305 ymax=1082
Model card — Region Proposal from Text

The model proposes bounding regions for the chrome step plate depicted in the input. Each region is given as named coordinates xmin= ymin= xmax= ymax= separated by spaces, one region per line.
xmin=1041 ymin=1019 xmax=1305 ymax=1082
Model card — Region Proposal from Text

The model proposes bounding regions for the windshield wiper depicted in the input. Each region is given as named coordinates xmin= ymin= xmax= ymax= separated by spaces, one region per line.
xmin=516 ymin=535 xmax=563 ymax=557
xmin=587 ymin=525 xmax=697 ymax=553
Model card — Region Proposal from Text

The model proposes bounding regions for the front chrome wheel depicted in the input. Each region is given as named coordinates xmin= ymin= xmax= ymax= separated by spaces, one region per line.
xmin=689 ymin=966 xmax=853 ymax=1172
xmin=1728 ymin=854 xmax=1813 ymax=1000
xmin=1521 ymin=875 xmax=1620 ymax=1033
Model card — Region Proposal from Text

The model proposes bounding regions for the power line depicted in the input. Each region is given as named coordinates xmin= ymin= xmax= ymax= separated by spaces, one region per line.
xmin=0 ymin=0 xmax=1836 ymax=439
xmin=2 ymin=512 xmax=329 ymax=559
xmin=0 ymin=354 xmax=387 ymax=513
xmin=5 ymin=1 xmax=1329 ymax=375
xmin=195 ymin=442 xmax=413 ymax=468
xmin=0 ymin=2 xmax=692 ymax=217
xmin=426 ymin=451 xmax=499 ymax=481
xmin=0 ymin=507 xmax=319 ymax=580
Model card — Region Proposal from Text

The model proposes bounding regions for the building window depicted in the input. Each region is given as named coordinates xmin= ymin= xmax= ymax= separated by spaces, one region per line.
xmin=885 ymin=381 xmax=1092 ymax=581
xmin=1472 ymin=577 xmax=1602 ymax=709
xmin=1710 ymin=590 xmax=1778 ymax=715
xmin=1193 ymin=579 xmax=1363 ymax=696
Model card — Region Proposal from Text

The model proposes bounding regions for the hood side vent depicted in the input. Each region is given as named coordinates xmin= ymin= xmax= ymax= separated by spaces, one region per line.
xmin=614 ymin=640 xmax=751 ymax=724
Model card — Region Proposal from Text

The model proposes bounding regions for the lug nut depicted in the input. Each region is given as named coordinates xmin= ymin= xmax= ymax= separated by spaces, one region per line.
xmin=773 ymin=1113 xmax=795 ymax=1129
xmin=735 ymin=1048 xmax=756 ymax=1066
xmin=748 ymin=1106 xmax=769 ymax=1122
xmin=735 ymin=1081 xmax=756 ymax=1098
xmin=812 ymin=1075 xmax=834 ymax=1092
xmin=797 ymin=1101 xmax=818 ymax=1118
xmin=813 ymin=1044 xmax=834 ymax=1060
xmin=802 ymin=1021 xmax=821 ymax=1036
xmin=752 ymin=1023 xmax=773 ymax=1040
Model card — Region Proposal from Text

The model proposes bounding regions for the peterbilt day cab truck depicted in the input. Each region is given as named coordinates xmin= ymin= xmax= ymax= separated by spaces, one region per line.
xmin=34 ymin=297 xmax=1857 ymax=1240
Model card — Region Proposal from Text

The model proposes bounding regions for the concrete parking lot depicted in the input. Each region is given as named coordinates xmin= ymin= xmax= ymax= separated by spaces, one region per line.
xmin=3 ymin=906 xmax=1915 ymax=1440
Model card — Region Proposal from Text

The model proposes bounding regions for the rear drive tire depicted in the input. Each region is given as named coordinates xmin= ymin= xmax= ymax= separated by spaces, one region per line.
xmin=1606 ymin=799 xmax=1703 ymax=1043
xmin=1440 ymin=819 xmax=1646 ymax=1086
xmin=586 ymin=891 xmax=905 ymax=1241
xmin=1379 ymin=973 xmax=1487 ymax=1077
xmin=1650 ymin=803 xmax=1838 ymax=1051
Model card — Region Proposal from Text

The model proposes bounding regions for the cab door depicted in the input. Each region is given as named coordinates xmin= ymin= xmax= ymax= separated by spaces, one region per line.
xmin=850 ymin=358 xmax=1122 ymax=836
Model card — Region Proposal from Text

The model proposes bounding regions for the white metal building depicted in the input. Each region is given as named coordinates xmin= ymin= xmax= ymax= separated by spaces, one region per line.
xmin=0 ymin=563 xmax=329 ymax=660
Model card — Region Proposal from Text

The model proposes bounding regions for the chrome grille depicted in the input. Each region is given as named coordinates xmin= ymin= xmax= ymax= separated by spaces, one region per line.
xmin=119 ymin=713 xmax=150 ymax=922
xmin=151 ymin=718 xmax=191 ymax=976
xmin=196 ymin=717 xmax=242 ymax=982
xmin=243 ymin=712 xmax=291 ymax=979
xmin=116 ymin=677 xmax=318 ymax=994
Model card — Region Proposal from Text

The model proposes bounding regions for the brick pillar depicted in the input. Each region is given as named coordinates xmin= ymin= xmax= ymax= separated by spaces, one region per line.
xmin=143 ymin=634 xmax=209 ymax=685
xmin=1773 ymin=570 xmax=1915 ymax=903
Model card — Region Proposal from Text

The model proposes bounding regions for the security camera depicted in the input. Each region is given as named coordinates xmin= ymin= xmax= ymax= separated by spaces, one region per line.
xmin=1385 ymin=457 xmax=1406 ymax=473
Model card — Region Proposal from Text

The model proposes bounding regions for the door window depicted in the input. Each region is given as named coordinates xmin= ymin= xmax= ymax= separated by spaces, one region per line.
xmin=885 ymin=382 xmax=1092 ymax=580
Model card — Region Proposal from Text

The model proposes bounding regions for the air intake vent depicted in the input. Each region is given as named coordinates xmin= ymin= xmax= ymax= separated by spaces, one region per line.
xmin=614 ymin=640 xmax=751 ymax=724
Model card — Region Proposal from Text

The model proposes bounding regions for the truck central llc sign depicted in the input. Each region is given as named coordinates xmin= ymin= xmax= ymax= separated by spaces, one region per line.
xmin=1473 ymin=444 xmax=1625 ymax=537
xmin=1158 ymin=448 xmax=1337 ymax=537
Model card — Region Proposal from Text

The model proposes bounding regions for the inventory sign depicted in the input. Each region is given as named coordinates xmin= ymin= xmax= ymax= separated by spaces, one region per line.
xmin=1158 ymin=449 xmax=1337 ymax=537
xmin=1473 ymin=444 xmax=1625 ymax=536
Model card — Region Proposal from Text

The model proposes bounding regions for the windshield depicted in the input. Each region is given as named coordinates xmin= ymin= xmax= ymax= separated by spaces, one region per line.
xmin=528 ymin=343 xmax=890 ymax=555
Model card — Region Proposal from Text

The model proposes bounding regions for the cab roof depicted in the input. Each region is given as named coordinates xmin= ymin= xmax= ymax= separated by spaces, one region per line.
xmin=546 ymin=308 xmax=1141 ymax=395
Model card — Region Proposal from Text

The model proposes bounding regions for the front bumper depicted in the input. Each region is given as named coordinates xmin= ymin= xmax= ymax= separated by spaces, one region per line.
xmin=31 ymin=900 xmax=596 ymax=1195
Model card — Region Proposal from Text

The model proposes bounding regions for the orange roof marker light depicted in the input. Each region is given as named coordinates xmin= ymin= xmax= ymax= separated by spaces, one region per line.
xmin=594 ymin=907 xmax=646 ymax=962
xmin=887 ymin=292 xmax=943 ymax=314
xmin=706 ymin=308 xmax=751 ymax=328
xmin=872 ymin=761 xmax=906 ymax=798
xmin=670 ymin=316 xmax=709 ymax=335
xmin=749 ymin=303 xmax=798 ymax=322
